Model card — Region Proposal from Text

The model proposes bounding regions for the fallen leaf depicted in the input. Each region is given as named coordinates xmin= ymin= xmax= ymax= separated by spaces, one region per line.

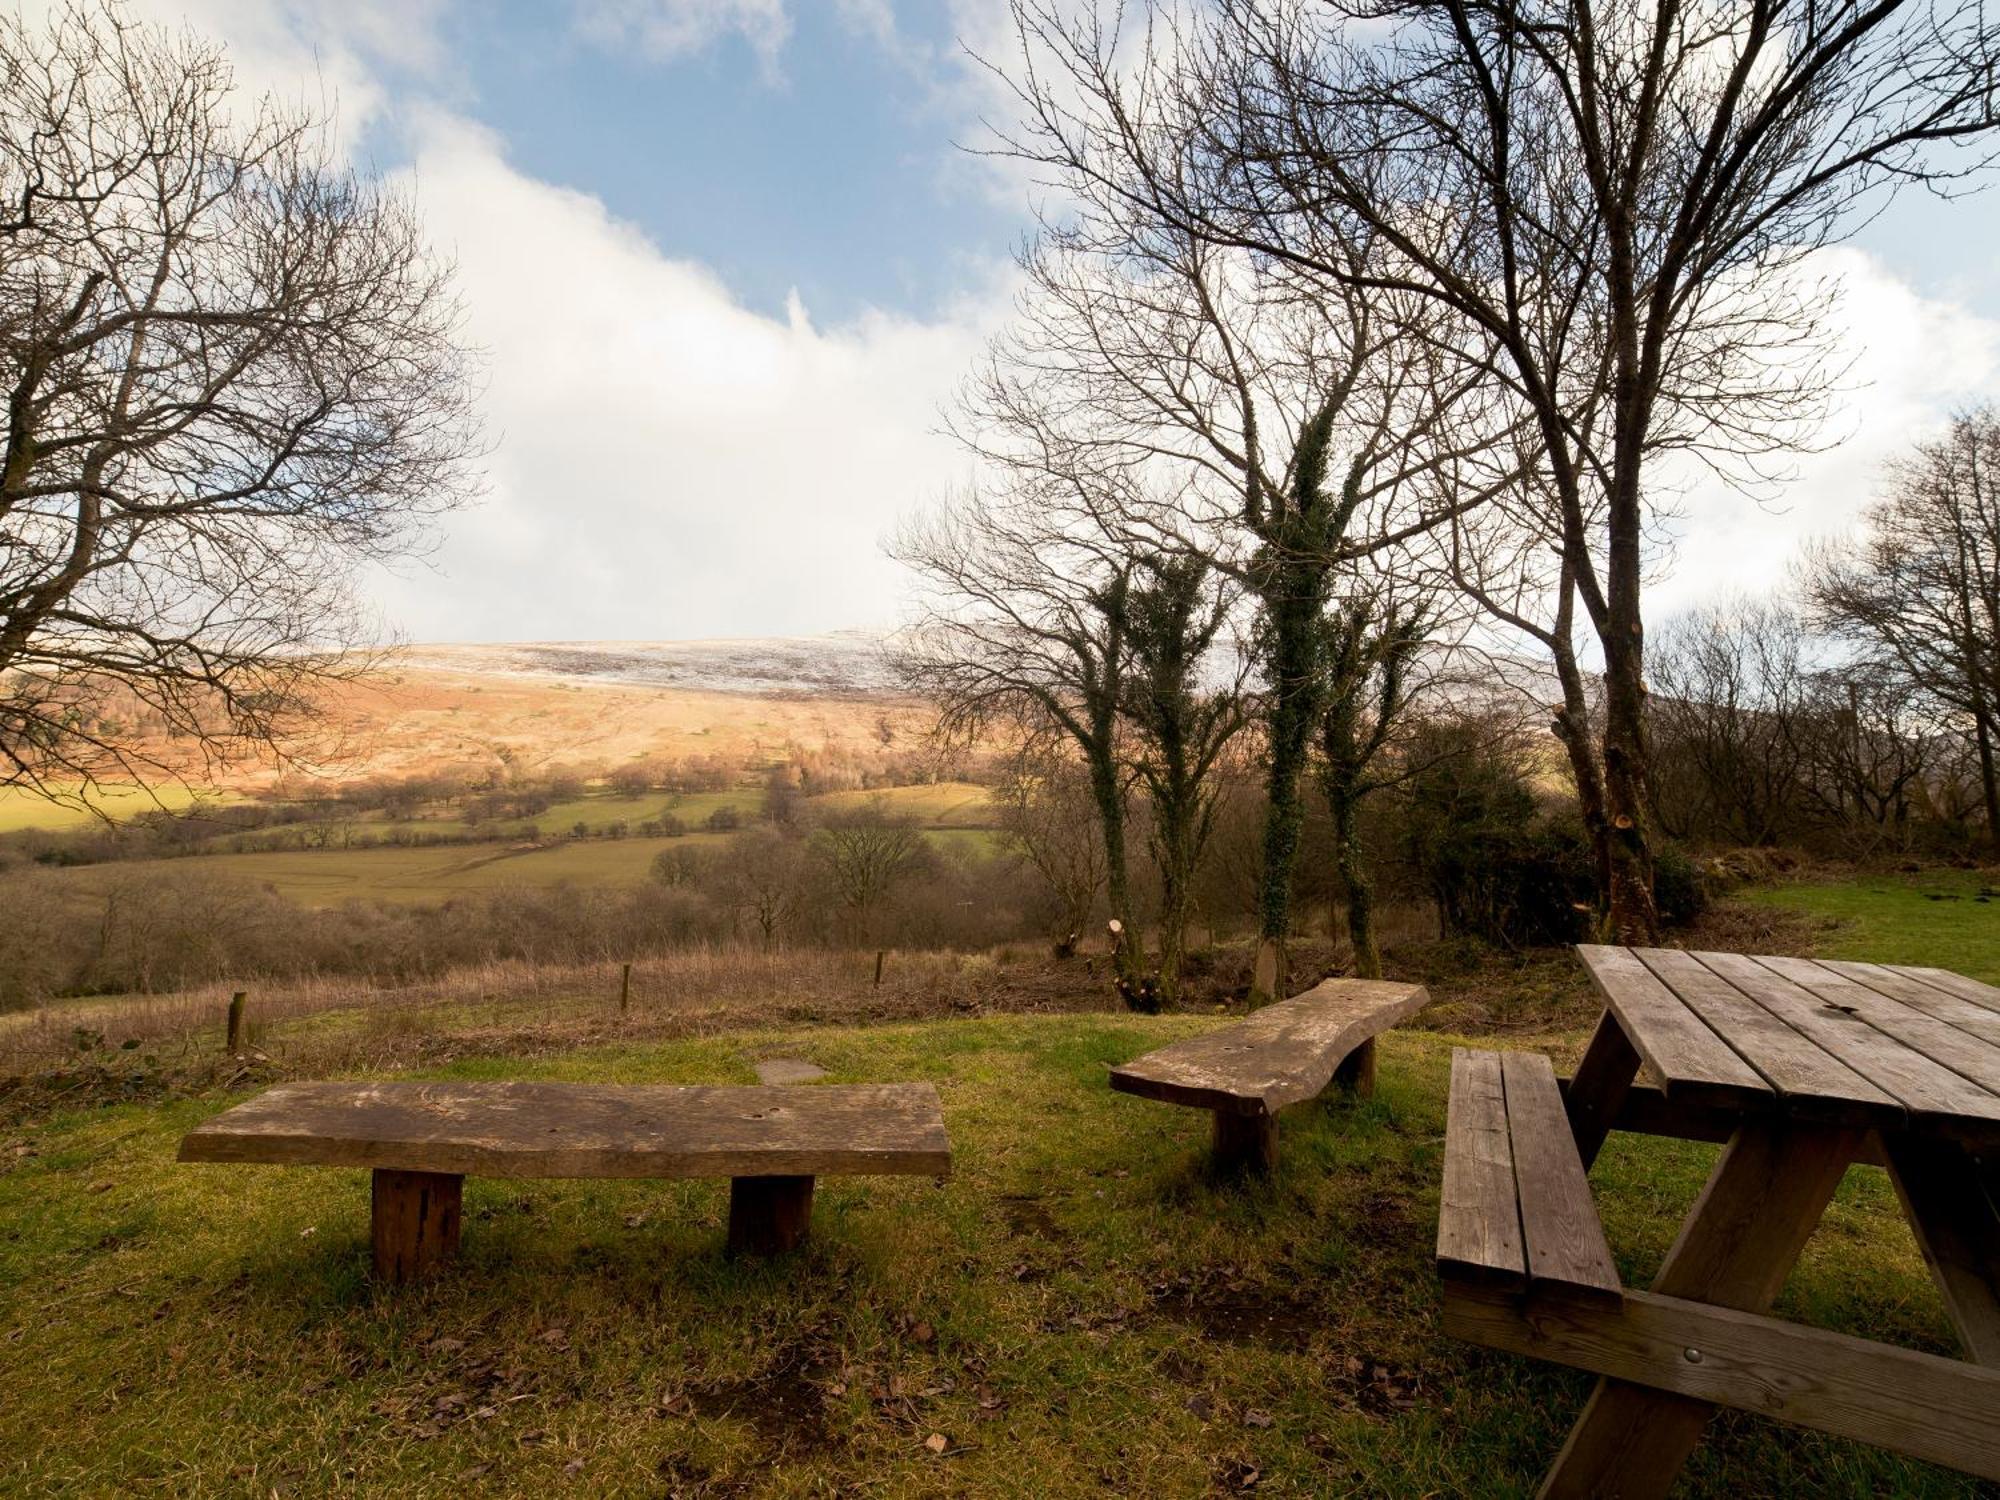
xmin=924 ymin=1433 xmax=949 ymax=1455
xmin=563 ymin=1458 xmax=585 ymax=1476
xmin=298 ymin=1226 xmax=317 ymax=1240
xmin=88 ymin=1181 xmax=113 ymax=1194
xmin=909 ymin=1321 xmax=935 ymax=1345
xmin=623 ymin=1213 xmax=648 ymax=1229
xmin=1243 ymin=1409 xmax=1274 ymax=1429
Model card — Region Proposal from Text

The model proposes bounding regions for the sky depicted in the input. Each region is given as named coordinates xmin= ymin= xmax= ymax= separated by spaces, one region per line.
xmin=115 ymin=0 xmax=2000 ymax=643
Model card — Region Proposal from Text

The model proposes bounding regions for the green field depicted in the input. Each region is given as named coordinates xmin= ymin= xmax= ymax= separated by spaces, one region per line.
xmin=0 ymin=1012 xmax=1971 ymax=1497
xmin=1742 ymin=868 xmax=2000 ymax=984
xmin=0 ymin=782 xmax=232 ymax=833
xmin=108 ymin=834 xmax=726 ymax=905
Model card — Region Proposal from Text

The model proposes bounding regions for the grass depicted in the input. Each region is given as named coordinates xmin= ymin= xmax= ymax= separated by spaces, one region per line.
xmin=83 ymin=834 xmax=728 ymax=905
xmin=0 ymin=782 xmax=231 ymax=833
xmin=1740 ymin=866 xmax=2000 ymax=984
xmin=0 ymin=1009 xmax=1978 ymax=1497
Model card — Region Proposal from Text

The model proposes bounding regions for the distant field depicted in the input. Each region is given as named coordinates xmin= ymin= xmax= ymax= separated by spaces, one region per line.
xmin=1741 ymin=867 xmax=2000 ymax=984
xmin=813 ymin=781 xmax=995 ymax=827
xmin=0 ymin=782 xmax=234 ymax=834
xmin=94 ymin=834 xmax=726 ymax=905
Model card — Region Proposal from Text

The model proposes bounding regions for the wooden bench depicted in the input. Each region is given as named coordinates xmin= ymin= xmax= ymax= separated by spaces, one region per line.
xmin=1108 ymin=978 xmax=1430 ymax=1171
xmin=179 ymin=1080 xmax=951 ymax=1283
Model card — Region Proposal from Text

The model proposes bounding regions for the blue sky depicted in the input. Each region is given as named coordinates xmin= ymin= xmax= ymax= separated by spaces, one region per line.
xmin=138 ymin=0 xmax=2000 ymax=642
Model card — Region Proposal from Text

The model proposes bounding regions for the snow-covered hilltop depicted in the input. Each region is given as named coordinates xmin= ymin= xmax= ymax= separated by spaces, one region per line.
xmin=396 ymin=630 xmax=903 ymax=697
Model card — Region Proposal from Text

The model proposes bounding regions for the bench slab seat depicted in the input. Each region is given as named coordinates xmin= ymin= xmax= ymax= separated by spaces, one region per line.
xmin=1109 ymin=978 xmax=1430 ymax=1170
xmin=180 ymin=1081 xmax=951 ymax=1280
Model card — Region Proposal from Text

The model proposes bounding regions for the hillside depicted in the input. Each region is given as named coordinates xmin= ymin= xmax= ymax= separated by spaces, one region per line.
xmin=0 ymin=633 xmax=929 ymax=831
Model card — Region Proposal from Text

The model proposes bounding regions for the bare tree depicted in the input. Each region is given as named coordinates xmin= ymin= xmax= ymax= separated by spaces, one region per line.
xmin=1118 ymin=552 xmax=1248 ymax=1005
xmin=811 ymin=801 xmax=929 ymax=947
xmin=892 ymin=484 xmax=1143 ymax=981
xmin=1317 ymin=587 xmax=1436 ymax=979
xmin=0 ymin=3 xmax=481 ymax=804
xmin=1000 ymin=0 xmax=2000 ymax=940
xmin=960 ymin=184 xmax=1524 ymax=1002
xmin=1649 ymin=597 xmax=1813 ymax=847
xmin=1806 ymin=410 xmax=2000 ymax=851
xmin=992 ymin=736 xmax=1108 ymax=957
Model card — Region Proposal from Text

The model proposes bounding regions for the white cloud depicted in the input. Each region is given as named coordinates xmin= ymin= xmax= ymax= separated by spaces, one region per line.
xmin=363 ymin=114 xmax=1013 ymax=642
xmin=1651 ymin=246 xmax=2000 ymax=616
xmin=575 ymin=0 xmax=792 ymax=77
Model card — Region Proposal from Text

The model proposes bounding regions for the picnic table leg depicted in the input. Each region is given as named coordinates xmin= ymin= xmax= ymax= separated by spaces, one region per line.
xmin=1562 ymin=1011 xmax=1642 ymax=1171
xmin=371 ymin=1169 xmax=463 ymax=1285
xmin=1334 ymin=1038 xmax=1377 ymax=1097
xmin=1538 ymin=1123 xmax=1862 ymax=1500
xmin=727 ymin=1174 xmax=815 ymax=1255
xmin=1883 ymin=1134 xmax=2000 ymax=1365
xmin=1210 ymin=1108 xmax=1278 ymax=1173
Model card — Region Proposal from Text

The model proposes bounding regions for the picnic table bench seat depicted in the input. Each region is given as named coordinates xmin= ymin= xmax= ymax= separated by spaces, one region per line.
xmin=179 ymin=1080 xmax=951 ymax=1282
xmin=1109 ymin=977 xmax=1430 ymax=1170
xmin=1436 ymin=1048 xmax=1621 ymax=1302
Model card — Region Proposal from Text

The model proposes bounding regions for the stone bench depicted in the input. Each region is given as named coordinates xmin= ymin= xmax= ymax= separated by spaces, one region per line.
xmin=179 ymin=1080 xmax=951 ymax=1282
xmin=1108 ymin=977 xmax=1430 ymax=1170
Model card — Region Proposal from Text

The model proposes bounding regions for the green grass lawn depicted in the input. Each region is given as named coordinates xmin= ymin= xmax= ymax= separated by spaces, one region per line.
xmin=0 ymin=1014 xmax=1975 ymax=1497
xmin=1741 ymin=868 xmax=2000 ymax=984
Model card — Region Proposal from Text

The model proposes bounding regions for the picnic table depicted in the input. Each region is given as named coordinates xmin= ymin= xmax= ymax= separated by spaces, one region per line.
xmin=1439 ymin=945 xmax=2000 ymax=1495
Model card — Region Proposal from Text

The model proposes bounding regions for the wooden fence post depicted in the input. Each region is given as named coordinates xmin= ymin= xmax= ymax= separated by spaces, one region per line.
xmin=619 ymin=962 xmax=632 ymax=1016
xmin=873 ymin=951 xmax=886 ymax=988
xmin=225 ymin=991 xmax=247 ymax=1055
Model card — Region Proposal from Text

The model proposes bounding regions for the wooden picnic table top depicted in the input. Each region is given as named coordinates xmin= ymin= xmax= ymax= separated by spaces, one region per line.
xmin=1577 ymin=944 xmax=2000 ymax=1147
xmin=178 ymin=1080 xmax=952 ymax=1179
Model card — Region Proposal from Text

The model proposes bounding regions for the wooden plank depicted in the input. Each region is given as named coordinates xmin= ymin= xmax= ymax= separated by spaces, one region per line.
xmin=1818 ymin=960 xmax=2000 ymax=1048
xmin=1563 ymin=1010 xmax=1643 ymax=1171
xmin=1108 ymin=978 xmax=1429 ymax=1115
xmin=1692 ymin=952 xmax=2000 ymax=1144
xmin=1445 ymin=1283 xmax=2000 ymax=1482
xmin=1539 ymin=1121 xmax=1864 ymax=1499
xmin=1635 ymin=949 xmax=1903 ymax=1129
xmin=1889 ymin=965 xmax=2000 ymax=1016
xmin=1556 ymin=1078 xmax=1892 ymax=1166
xmin=178 ymin=1082 xmax=952 ymax=1178
xmin=1574 ymin=946 xmax=1771 ymax=1113
xmin=1883 ymin=1135 xmax=2000 ymax=1366
xmin=1500 ymin=1051 xmax=1620 ymax=1302
xmin=1757 ymin=956 xmax=2000 ymax=1112
xmin=1436 ymin=1048 xmax=1526 ymax=1290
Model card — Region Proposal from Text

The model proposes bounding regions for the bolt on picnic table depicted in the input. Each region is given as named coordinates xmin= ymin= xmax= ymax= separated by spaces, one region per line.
xmin=1437 ymin=945 xmax=2000 ymax=1496
xmin=178 ymin=1081 xmax=951 ymax=1282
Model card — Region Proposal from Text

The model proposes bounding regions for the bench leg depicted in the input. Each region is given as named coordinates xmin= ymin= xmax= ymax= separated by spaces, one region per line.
xmin=1334 ymin=1037 xmax=1377 ymax=1097
xmin=371 ymin=1169 xmax=462 ymax=1285
xmin=1211 ymin=1110 xmax=1278 ymax=1173
xmin=728 ymin=1174 xmax=815 ymax=1255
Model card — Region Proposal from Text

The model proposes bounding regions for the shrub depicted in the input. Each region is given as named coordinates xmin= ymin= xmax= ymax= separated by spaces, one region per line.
xmin=1652 ymin=843 xmax=1710 ymax=927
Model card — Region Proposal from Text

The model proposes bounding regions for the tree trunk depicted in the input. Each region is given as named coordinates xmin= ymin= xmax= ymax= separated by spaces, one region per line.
xmin=1329 ymin=776 xmax=1380 ymax=981
xmin=1975 ymin=710 xmax=2000 ymax=856
xmin=1600 ymin=580 xmax=1660 ymax=945
xmin=1550 ymin=650 xmax=1613 ymax=913
xmin=1253 ymin=619 xmax=1319 ymax=1004
xmin=1089 ymin=753 xmax=1139 ymax=980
